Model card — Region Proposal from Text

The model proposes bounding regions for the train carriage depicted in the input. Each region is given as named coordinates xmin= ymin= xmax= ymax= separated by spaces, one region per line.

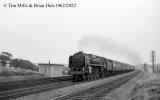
xmin=105 ymin=60 xmax=113 ymax=76
xmin=112 ymin=61 xmax=123 ymax=74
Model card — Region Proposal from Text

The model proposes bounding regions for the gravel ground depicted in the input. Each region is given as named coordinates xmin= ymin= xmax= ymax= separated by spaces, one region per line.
xmin=12 ymin=71 xmax=137 ymax=100
xmin=97 ymin=71 xmax=160 ymax=100
xmin=130 ymin=73 xmax=160 ymax=100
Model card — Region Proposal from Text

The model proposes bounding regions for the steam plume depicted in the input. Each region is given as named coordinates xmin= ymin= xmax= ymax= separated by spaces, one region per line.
xmin=79 ymin=35 xmax=141 ymax=65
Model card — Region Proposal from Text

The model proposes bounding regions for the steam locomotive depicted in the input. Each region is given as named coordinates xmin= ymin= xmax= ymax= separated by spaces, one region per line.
xmin=69 ymin=51 xmax=135 ymax=81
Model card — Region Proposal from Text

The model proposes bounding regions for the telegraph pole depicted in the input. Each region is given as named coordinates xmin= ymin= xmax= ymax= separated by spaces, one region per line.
xmin=151 ymin=51 xmax=156 ymax=73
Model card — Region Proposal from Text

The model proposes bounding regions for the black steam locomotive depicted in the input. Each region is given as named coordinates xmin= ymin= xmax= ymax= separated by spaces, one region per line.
xmin=69 ymin=51 xmax=135 ymax=81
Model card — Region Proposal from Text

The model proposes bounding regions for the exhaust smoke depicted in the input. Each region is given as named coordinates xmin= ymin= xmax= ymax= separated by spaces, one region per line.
xmin=79 ymin=35 xmax=141 ymax=65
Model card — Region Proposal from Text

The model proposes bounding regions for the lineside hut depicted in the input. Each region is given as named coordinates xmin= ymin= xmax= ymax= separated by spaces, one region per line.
xmin=38 ymin=63 xmax=66 ymax=77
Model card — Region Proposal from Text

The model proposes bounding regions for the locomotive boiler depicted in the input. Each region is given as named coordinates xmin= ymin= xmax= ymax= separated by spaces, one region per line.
xmin=69 ymin=51 xmax=135 ymax=81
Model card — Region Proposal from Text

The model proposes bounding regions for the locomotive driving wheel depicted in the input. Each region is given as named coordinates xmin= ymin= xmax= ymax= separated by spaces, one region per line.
xmin=73 ymin=74 xmax=79 ymax=82
xmin=90 ymin=74 xmax=93 ymax=80
xmin=83 ymin=74 xmax=87 ymax=81
xmin=87 ymin=74 xmax=91 ymax=80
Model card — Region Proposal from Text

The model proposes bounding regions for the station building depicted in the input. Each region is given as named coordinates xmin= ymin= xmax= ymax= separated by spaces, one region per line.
xmin=38 ymin=63 xmax=68 ymax=77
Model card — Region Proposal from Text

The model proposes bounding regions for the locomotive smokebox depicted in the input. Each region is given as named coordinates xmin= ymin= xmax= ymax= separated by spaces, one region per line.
xmin=72 ymin=52 xmax=85 ymax=67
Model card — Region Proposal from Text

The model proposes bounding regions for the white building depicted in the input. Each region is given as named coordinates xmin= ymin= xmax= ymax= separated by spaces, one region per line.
xmin=38 ymin=63 xmax=67 ymax=77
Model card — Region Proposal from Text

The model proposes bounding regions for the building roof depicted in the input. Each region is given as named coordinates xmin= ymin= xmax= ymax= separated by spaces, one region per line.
xmin=38 ymin=63 xmax=64 ymax=66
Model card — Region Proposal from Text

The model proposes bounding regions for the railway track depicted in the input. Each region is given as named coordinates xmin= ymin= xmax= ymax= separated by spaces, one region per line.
xmin=53 ymin=71 xmax=140 ymax=100
xmin=0 ymin=71 xmax=138 ymax=99
xmin=0 ymin=76 xmax=72 ymax=99
xmin=0 ymin=75 xmax=72 ymax=92
xmin=0 ymin=80 xmax=73 ymax=99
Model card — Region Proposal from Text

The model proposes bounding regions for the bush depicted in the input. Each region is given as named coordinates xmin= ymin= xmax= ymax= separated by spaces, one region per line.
xmin=10 ymin=59 xmax=39 ymax=71
xmin=0 ymin=68 xmax=39 ymax=77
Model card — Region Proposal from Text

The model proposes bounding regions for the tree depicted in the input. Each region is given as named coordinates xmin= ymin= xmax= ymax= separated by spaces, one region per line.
xmin=1 ymin=52 xmax=12 ymax=58
xmin=0 ymin=52 xmax=13 ymax=67
xmin=10 ymin=59 xmax=21 ymax=68
xmin=10 ymin=58 xmax=38 ymax=71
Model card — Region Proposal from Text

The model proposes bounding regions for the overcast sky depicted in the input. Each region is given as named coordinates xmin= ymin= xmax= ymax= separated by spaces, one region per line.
xmin=0 ymin=0 xmax=160 ymax=65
